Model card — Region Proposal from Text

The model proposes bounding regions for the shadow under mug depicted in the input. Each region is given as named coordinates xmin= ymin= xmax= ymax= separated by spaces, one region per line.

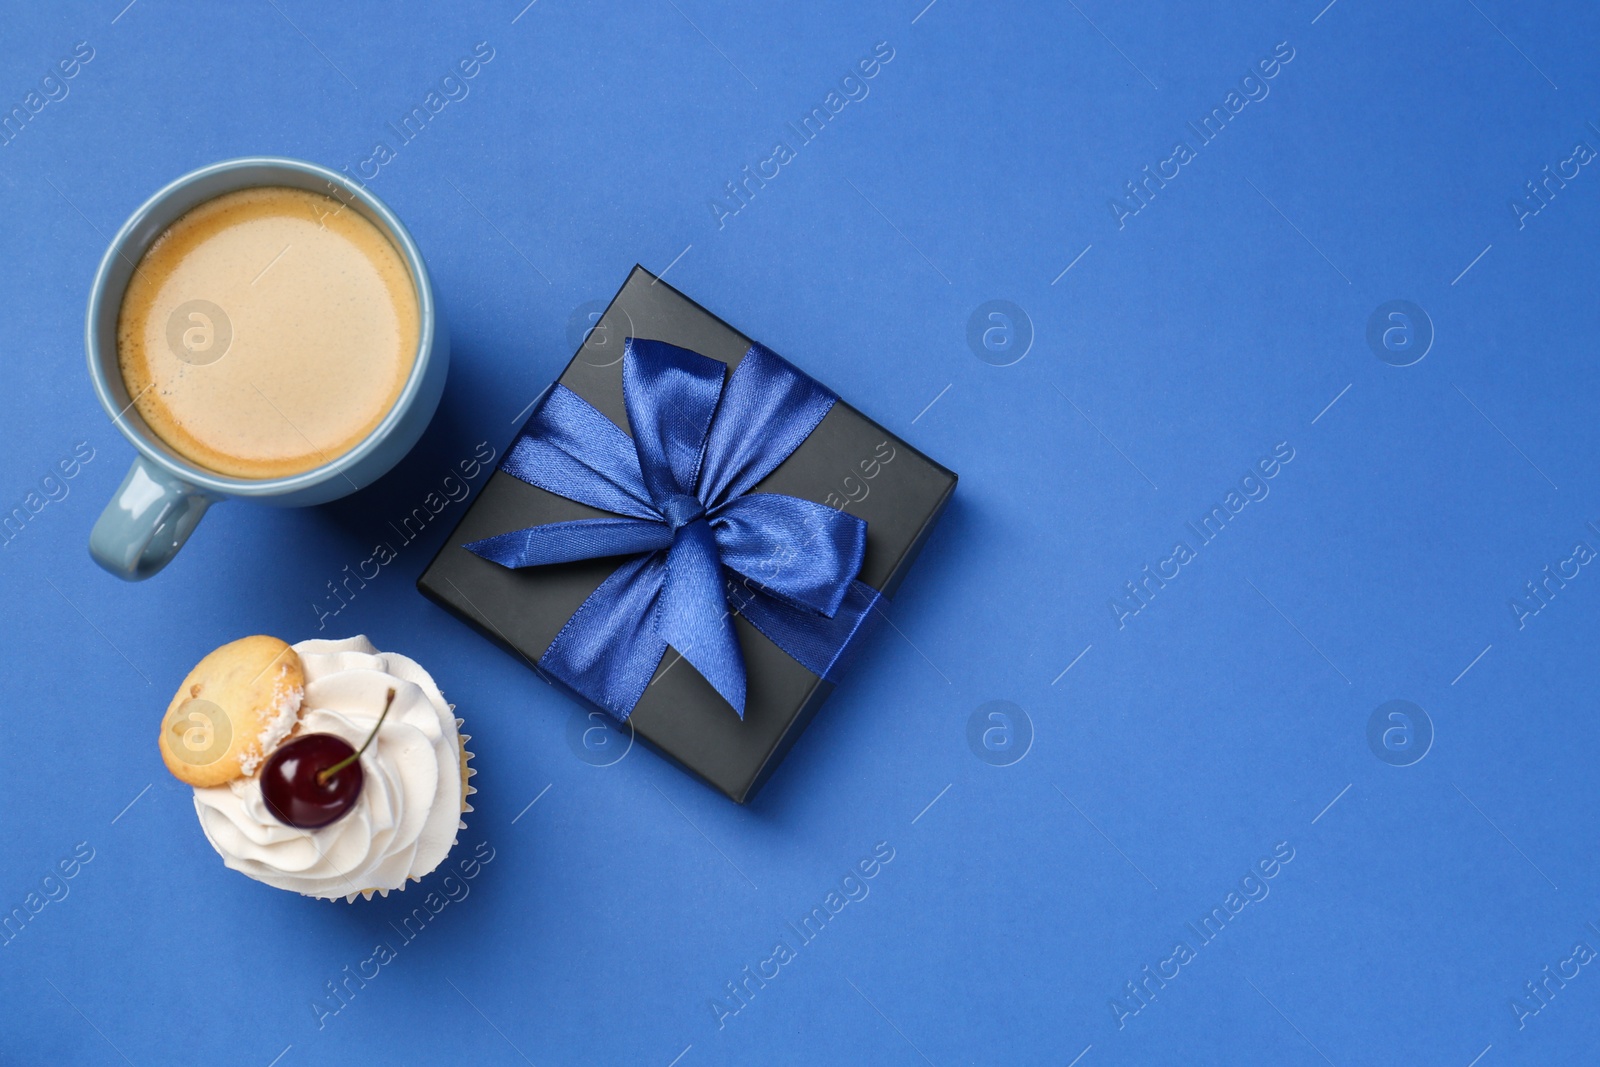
xmin=86 ymin=157 xmax=448 ymax=581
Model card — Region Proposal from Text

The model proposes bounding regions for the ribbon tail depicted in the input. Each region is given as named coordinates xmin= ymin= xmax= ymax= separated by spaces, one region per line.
xmin=539 ymin=553 xmax=670 ymax=722
xmin=735 ymin=579 xmax=884 ymax=684
xmin=465 ymin=517 xmax=672 ymax=568
xmin=656 ymin=519 xmax=747 ymax=716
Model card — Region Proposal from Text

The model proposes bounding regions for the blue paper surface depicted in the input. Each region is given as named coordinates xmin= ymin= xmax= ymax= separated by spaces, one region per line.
xmin=2 ymin=1 xmax=1597 ymax=1063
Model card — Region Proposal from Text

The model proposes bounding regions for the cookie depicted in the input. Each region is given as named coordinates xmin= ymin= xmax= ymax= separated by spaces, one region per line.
xmin=159 ymin=636 xmax=305 ymax=788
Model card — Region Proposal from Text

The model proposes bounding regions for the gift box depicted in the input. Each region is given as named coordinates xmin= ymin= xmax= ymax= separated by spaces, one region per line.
xmin=418 ymin=266 xmax=956 ymax=802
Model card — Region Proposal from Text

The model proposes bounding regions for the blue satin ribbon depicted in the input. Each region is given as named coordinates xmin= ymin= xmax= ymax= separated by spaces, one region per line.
xmin=466 ymin=337 xmax=882 ymax=721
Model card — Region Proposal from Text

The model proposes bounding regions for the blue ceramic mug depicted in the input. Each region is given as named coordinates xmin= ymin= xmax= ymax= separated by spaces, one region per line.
xmin=85 ymin=157 xmax=448 ymax=580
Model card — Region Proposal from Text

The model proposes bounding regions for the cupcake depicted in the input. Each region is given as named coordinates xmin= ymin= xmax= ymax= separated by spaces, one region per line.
xmin=158 ymin=635 xmax=473 ymax=901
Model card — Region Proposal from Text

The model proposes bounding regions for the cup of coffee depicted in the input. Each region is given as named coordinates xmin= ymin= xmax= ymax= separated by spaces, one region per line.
xmin=86 ymin=157 xmax=447 ymax=580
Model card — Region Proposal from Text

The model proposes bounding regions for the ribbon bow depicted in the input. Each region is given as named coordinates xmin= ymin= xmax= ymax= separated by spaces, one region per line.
xmin=466 ymin=338 xmax=881 ymax=720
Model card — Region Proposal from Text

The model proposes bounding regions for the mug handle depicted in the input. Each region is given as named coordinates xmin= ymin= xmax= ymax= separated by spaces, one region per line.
xmin=89 ymin=456 xmax=213 ymax=581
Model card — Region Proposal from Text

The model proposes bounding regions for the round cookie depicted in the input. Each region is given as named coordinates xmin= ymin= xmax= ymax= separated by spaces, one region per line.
xmin=159 ymin=636 xmax=305 ymax=787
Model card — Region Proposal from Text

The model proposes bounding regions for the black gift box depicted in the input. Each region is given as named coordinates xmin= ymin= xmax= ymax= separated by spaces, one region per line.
xmin=418 ymin=266 xmax=956 ymax=802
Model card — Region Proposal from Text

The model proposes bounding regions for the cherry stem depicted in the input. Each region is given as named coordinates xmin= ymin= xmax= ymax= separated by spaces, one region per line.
xmin=318 ymin=687 xmax=396 ymax=784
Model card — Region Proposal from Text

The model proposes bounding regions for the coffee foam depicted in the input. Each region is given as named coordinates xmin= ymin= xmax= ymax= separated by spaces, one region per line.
xmin=116 ymin=186 xmax=419 ymax=480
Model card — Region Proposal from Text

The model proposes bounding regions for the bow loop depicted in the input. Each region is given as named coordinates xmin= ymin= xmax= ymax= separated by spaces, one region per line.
xmin=711 ymin=494 xmax=866 ymax=618
xmin=466 ymin=337 xmax=877 ymax=721
xmin=699 ymin=343 xmax=837 ymax=508
xmin=622 ymin=337 xmax=724 ymax=504
xmin=500 ymin=385 xmax=660 ymax=521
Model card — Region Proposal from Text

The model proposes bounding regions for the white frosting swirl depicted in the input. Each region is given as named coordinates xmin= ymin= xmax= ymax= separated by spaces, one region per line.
xmin=193 ymin=636 xmax=465 ymax=900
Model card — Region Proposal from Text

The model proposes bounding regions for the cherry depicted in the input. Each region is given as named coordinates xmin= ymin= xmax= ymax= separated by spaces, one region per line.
xmin=261 ymin=688 xmax=394 ymax=830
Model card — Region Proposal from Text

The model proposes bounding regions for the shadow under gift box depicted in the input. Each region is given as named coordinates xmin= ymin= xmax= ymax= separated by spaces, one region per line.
xmin=418 ymin=266 xmax=956 ymax=802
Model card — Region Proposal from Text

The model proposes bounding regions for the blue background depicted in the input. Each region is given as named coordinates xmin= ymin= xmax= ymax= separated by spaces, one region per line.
xmin=1 ymin=1 xmax=1596 ymax=1063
